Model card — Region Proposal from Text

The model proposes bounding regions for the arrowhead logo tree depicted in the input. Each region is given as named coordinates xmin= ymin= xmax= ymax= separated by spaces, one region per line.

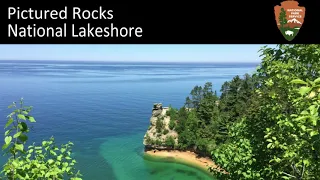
xmin=274 ymin=0 xmax=305 ymax=41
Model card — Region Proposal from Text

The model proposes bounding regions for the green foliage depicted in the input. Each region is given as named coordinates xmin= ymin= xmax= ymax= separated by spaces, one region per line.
xmin=210 ymin=44 xmax=320 ymax=179
xmin=163 ymin=129 xmax=169 ymax=135
xmin=145 ymin=134 xmax=152 ymax=144
xmin=155 ymin=139 xmax=162 ymax=146
xmin=145 ymin=134 xmax=162 ymax=146
xmin=172 ymin=77 xmax=255 ymax=154
xmin=165 ymin=106 xmax=172 ymax=116
xmin=1 ymin=98 xmax=82 ymax=180
xmin=211 ymin=119 xmax=260 ymax=179
xmin=167 ymin=107 xmax=177 ymax=130
xmin=167 ymin=106 xmax=177 ymax=119
xmin=164 ymin=136 xmax=175 ymax=148
xmin=165 ymin=45 xmax=320 ymax=179
xmin=168 ymin=119 xmax=175 ymax=130
xmin=155 ymin=117 xmax=164 ymax=133
xmin=279 ymin=8 xmax=288 ymax=28
xmin=177 ymin=110 xmax=199 ymax=150
xmin=175 ymin=107 xmax=188 ymax=133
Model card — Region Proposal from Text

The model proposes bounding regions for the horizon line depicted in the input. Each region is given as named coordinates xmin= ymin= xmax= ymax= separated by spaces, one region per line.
xmin=0 ymin=59 xmax=261 ymax=63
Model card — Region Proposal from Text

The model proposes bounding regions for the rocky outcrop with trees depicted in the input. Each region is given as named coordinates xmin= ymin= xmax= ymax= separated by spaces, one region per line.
xmin=143 ymin=103 xmax=178 ymax=151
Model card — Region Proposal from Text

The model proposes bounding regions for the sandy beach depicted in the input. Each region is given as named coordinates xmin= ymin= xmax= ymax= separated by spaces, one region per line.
xmin=144 ymin=150 xmax=218 ymax=173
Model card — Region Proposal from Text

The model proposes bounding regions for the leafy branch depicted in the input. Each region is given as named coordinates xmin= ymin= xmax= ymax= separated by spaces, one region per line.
xmin=1 ymin=98 xmax=82 ymax=180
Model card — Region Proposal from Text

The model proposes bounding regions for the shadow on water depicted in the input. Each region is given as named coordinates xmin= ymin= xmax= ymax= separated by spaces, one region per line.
xmin=176 ymin=168 xmax=198 ymax=176
xmin=76 ymin=154 xmax=118 ymax=180
xmin=74 ymin=138 xmax=118 ymax=180
xmin=145 ymin=164 xmax=214 ymax=180
xmin=176 ymin=169 xmax=210 ymax=180
xmin=134 ymin=145 xmax=145 ymax=157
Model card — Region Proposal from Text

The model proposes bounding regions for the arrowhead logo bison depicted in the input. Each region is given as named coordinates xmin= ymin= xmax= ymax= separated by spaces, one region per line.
xmin=274 ymin=0 xmax=305 ymax=41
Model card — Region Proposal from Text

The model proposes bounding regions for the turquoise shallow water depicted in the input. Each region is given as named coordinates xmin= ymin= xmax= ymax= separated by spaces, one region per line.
xmin=99 ymin=133 xmax=213 ymax=180
xmin=0 ymin=61 xmax=257 ymax=179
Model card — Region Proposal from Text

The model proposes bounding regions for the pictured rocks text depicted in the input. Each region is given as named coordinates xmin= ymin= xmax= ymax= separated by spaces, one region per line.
xmin=7 ymin=6 xmax=143 ymax=38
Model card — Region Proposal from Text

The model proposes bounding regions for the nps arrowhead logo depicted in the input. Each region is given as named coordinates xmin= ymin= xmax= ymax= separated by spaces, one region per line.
xmin=274 ymin=0 xmax=305 ymax=41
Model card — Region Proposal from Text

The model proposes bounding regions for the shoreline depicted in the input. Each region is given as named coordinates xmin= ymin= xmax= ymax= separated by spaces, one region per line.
xmin=144 ymin=149 xmax=218 ymax=177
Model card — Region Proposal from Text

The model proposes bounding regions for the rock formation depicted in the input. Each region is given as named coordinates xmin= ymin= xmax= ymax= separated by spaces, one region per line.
xmin=143 ymin=103 xmax=178 ymax=151
xmin=151 ymin=103 xmax=163 ymax=117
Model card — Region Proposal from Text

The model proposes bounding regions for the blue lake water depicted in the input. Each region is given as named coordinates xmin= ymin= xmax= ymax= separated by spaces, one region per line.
xmin=0 ymin=60 xmax=258 ymax=180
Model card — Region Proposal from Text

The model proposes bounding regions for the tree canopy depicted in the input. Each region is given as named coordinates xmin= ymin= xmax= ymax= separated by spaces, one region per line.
xmin=163 ymin=44 xmax=320 ymax=179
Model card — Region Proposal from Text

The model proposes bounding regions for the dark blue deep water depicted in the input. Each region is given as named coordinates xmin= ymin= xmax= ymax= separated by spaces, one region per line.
xmin=0 ymin=60 xmax=258 ymax=180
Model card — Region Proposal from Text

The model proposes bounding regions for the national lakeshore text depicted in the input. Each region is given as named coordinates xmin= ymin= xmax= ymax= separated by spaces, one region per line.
xmin=7 ymin=6 xmax=143 ymax=38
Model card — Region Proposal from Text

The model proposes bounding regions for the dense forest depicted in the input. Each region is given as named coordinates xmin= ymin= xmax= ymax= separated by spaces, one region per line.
xmin=153 ymin=44 xmax=320 ymax=179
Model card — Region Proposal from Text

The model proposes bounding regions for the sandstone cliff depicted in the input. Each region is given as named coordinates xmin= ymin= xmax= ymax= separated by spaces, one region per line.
xmin=143 ymin=103 xmax=178 ymax=151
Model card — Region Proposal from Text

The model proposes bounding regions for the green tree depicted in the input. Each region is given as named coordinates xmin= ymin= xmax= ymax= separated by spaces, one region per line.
xmin=167 ymin=106 xmax=178 ymax=130
xmin=155 ymin=117 xmax=164 ymax=133
xmin=219 ymin=74 xmax=256 ymax=124
xmin=279 ymin=8 xmax=288 ymax=29
xmin=165 ymin=136 xmax=176 ymax=148
xmin=197 ymin=82 xmax=219 ymax=125
xmin=175 ymin=107 xmax=188 ymax=133
xmin=145 ymin=134 xmax=153 ymax=144
xmin=177 ymin=110 xmax=199 ymax=150
xmin=185 ymin=85 xmax=204 ymax=109
xmin=211 ymin=44 xmax=320 ymax=179
xmin=1 ymin=99 xmax=82 ymax=180
xmin=168 ymin=119 xmax=175 ymax=130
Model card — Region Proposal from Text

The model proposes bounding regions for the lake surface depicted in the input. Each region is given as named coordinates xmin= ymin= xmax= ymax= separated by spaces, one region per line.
xmin=0 ymin=60 xmax=258 ymax=180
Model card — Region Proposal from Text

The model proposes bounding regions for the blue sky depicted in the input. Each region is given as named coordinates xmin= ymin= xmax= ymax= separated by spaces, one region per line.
xmin=0 ymin=45 xmax=275 ymax=62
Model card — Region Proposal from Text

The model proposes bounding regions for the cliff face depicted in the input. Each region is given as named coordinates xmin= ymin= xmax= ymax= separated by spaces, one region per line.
xmin=143 ymin=103 xmax=178 ymax=151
